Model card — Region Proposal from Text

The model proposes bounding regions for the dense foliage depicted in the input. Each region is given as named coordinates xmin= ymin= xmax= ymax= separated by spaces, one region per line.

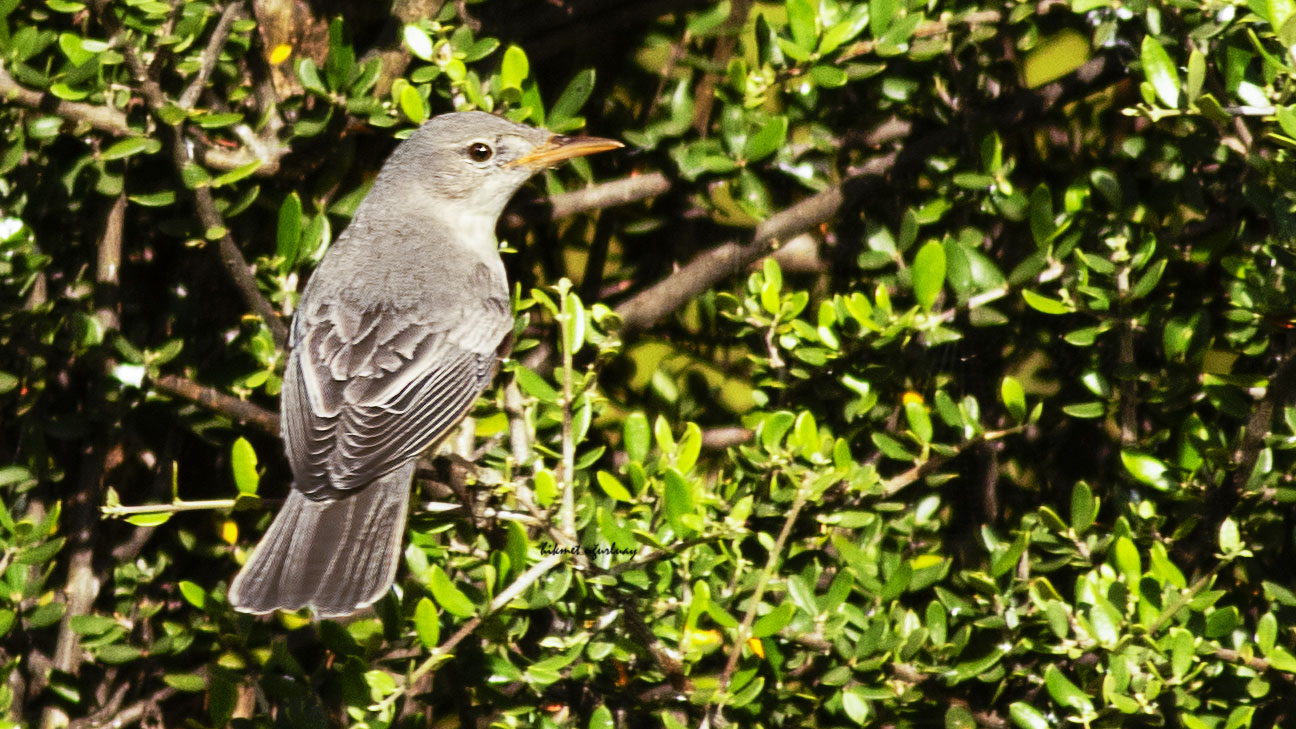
xmin=3 ymin=0 xmax=1296 ymax=726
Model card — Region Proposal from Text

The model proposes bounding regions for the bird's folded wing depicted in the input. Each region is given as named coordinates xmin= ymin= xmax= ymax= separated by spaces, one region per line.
xmin=283 ymin=294 xmax=511 ymax=498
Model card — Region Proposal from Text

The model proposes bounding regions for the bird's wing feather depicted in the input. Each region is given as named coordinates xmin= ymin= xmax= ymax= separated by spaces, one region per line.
xmin=282 ymin=265 xmax=512 ymax=498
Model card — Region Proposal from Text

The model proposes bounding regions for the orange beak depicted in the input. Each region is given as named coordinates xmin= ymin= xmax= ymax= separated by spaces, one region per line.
xmin=511 ymin=134 xmax=624 ymax=169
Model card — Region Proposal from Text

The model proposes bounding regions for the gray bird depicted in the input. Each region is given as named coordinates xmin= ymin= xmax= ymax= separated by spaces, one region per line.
xmin=229 ymin=111 xmax=622 ymax=617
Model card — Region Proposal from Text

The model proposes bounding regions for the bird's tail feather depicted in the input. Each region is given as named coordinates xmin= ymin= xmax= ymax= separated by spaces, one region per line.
xmin=229 ymin=461 xmax=413 ymax=618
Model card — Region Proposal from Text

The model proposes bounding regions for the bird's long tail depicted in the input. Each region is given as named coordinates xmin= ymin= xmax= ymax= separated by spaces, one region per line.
xmin=228 ymin=461 xmax=413 ymax=618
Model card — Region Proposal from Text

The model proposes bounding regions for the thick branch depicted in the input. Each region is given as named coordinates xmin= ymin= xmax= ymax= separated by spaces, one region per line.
xmin=613 ymin=162 xmax=879 ymax=333
xmin=549 ymin=171 xmax=670 ymax=220
xmin=153 ymin=373 xmax=280 ymax=435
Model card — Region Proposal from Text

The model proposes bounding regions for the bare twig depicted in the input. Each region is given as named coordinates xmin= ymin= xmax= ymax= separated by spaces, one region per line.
xmin=152 ymin=373 xmax=280 ymax=435
xmin=549 ymin=171 xmax=671 ymax=220
xmin=68 ymin=686 xmax=177 ymax=729
xmin=179 ymin=3 xmax=244 ymax=109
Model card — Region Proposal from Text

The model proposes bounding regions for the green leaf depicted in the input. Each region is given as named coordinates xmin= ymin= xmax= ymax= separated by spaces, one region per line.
xmin=624 ymin=412 xmax=650 ymax=463
xmin=125 ymin=512 xmax=172 ymax=527
xmin=178 ymin=580 xmax=206 ymax=609
xmin=549 ymin=68 xmax=595 ymax=129
xmin=1140 ymin=35 xmax=1180 ymax=108
xmin=95 ymin=644 xmax=141 ymax=664
xmin=1267 ymin=646 xmax=1296 ymax=672
xmin=101 ymin=137 xmax=161 ymax=161
xmin=793 ymin=411 xmax=819 ymax=455
xmin=1009 ymin=702 xmax=1049 ymax=729
xmin=1121 ymin=450 xmax=1171 ymax=491
xmin=163 ymin=673 xmax=206 ymax=692
xmin=516 ymin=366 xmax=559 ymax=404
xmin=1028 ymin=184 xmax=1055 ymax=247
xmin=1021 ymin=289 xmax=1071 ymax=314
xmin=413 ymin=597 xmax=440 ymax=648
xmin=595 ymin=471 xmax=632 ymax=501
xmin=230 ymin=437 xmax=259 ymax=496
xmin=687 ymin=1 xmax=730 ymax=35
xmin=500 ymin=45 xmax=529 ymax=91
xmin=751 ymin=602 xmax=795 ymax=638
xmin=1070 ymin=481 xmax=1095 ymax=533
xmin=588 ymin=705 xmax=615 ymax=729
xmin=809 ymin=64 xmax=848 ymax=87
xmin=1186 ymin=48 xmax=1205 ymax=103
xmin=1000 ymin=376 xmax=1026 ymax=422
xmin=912 ymin=240 xmax=946 ymax=310
xmin=428 ymin=565 xmax=476 ymax=618
xmin=399 ymin=83 xmax=428 ymax=124
xmin=180 ymin=162 xmax=211 ymax=189
xmin=277 ymin=193 xmax=302 ymax=265
xmin=676 ymin=423 xmax=701 ymax=472
xmin=297 ymin=58 xmax=327 ymax=95
xmin=1112 ymin=536 xmax=1141 ymax=585
xmin=1044 ymin=664 xmax=1094 ymax=715
xmin=743 ymin=115 xmax=788 ymax=162
xmin=1218 ymin=516 xmax=1240 ymax=553
xmin=69 ymin=614 xmax=118 ymax=635
xmin=786 ymin=0 xmax=817 ymax=50
xmin=403 ymin=24 xmax=434 ymax=62
xmin=663 ymin=468 xmax=695 ymax=533
xmin=534 ymin=468 xmax=557 ymax=506
xmin=210 ymin=160 xmax=262 ymax=188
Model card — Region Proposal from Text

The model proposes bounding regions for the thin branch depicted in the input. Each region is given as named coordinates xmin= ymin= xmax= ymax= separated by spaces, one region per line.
xmin=119 ymin=40 xmax=289 ymax=347
xmin=372 ymin=552 xmax=565 ymax=713
xmin=708 ymin=476 xmax=809 ymax=722
xmin=559 ymin=290 xmax=577 ymax=538
xmin=68 ymin=686 xmax=176 ymax=729
xmin=0 ymin=60 xmax=281 ymax=174
xmin=152 ymin=373 xmax=280 ymax=435
xmin=700 ymin=426 xmax=752 ymax=451
xmin=879 ymin=426 xmax=1021 ymax=498
xmin=101 ymin=498 xmax=249 ymax=518
xmin=549 ymin=171 xmax=671 ymax=220
xmin=179 ymin=3 xmax=243 ymax=109
xmin=0 ymin=61 xmax=129 ymax=134
xmin=691 ymin=0 xmax=753 ymax=135
xmin=502 ymin=380 xmax=532 ymax=467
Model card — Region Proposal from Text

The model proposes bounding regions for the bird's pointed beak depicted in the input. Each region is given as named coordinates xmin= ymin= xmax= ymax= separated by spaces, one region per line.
xmin=511 ymin=134 xmax=624 ymax=169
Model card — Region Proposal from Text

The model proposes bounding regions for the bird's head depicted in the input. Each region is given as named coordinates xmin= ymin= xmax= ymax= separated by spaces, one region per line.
xmin=377 ymin=111 xmax=622 ymax=223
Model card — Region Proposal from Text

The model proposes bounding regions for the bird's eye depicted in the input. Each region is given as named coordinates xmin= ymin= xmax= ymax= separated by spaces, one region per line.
xmin=466 ymin=142 xmax=494 ymax=162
